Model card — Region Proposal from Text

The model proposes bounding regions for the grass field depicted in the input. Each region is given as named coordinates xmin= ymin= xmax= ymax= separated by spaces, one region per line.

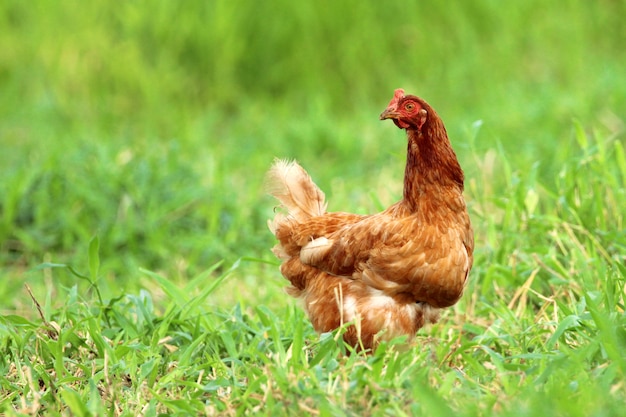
xmin=1 ymin=1 xmax=625 ymax=415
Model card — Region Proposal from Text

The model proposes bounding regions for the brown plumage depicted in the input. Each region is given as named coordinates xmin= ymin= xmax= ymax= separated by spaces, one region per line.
xmin=266 ymin=89 xmax=474 ymax=351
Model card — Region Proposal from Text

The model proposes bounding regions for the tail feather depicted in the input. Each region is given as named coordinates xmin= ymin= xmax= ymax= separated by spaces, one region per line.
xmin=265 ymin=159 xmax=327 ymax=234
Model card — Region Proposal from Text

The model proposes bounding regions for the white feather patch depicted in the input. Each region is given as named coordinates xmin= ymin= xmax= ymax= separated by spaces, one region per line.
xmin=300 ymin=237 xmax=333 ymax=265
xmin=342 ymin=295 xmax=357 ymax=323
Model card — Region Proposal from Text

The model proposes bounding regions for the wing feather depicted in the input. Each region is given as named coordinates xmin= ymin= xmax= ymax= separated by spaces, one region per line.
xmin=298 ymin=212 xmax=472 ymax=307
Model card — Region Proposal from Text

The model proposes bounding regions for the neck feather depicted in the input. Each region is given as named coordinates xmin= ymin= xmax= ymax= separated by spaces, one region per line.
xmin=403 ymin=119 xmax=465 ymax=208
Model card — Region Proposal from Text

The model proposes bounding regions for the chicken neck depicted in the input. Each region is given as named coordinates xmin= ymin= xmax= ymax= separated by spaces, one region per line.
xmin=402 ymin=122 xmax=465 ymax=211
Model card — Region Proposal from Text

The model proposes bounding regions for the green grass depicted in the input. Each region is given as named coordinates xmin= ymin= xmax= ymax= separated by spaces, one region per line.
xmin=1 ymin=0 xmax=625 ymax=415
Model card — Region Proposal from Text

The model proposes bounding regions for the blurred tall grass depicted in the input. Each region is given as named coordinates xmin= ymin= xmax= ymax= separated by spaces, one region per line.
xmin=3 ymin=1 xmax=624 ymax=137
xmin=1 ymin=1 xmax=624 ymax=300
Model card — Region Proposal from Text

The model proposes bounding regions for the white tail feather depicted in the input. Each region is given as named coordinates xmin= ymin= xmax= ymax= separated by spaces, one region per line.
xmin=265 ymin=159 xmax=327 ymax=234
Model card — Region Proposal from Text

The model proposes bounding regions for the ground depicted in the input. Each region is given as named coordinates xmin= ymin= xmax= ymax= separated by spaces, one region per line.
xmin=0 ymin=1 xmax=625 ymax=415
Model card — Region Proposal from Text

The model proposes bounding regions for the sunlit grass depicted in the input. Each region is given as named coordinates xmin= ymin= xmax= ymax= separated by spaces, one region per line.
xmin=1 ymin=0 xmax=625 ymax=415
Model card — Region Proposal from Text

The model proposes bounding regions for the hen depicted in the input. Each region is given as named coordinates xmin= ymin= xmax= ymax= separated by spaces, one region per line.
xmin=266 ymin=89 xmax=474 ymax=351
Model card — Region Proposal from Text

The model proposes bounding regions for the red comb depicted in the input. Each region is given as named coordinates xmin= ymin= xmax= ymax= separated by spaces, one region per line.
xmin=387 ymin=88 xmax=405 ymax=108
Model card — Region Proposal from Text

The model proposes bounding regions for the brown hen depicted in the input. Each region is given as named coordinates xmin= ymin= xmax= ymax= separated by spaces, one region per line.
xmin=266 ymin=89 xmax=474 ymax=351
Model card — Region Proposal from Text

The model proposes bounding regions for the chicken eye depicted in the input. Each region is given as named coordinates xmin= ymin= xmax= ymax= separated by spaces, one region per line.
xmin=405 ymin=103 xmax=415 ymax=111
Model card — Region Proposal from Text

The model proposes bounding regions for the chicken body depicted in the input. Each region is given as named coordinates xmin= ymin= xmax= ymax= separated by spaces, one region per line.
xmin=266 ymin=89 xmax=474 ymax=350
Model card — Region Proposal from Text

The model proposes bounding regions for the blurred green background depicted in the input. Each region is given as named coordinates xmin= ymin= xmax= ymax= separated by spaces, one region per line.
xmin=1 ymin=0 xmax=624 ymax=309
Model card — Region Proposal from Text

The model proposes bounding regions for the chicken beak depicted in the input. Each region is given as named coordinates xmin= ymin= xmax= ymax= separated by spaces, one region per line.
xmin=379 ymin=108 xmax=400 ymax=121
